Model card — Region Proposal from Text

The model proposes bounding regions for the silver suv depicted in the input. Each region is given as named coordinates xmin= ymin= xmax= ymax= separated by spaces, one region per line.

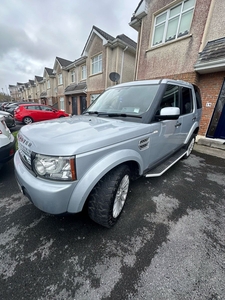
xmin=14 ymin=79 xmax=202 ymax=228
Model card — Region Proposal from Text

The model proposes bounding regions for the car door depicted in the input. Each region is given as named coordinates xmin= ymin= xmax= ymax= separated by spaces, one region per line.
xmin=146 ymin=84 xmax=182 ymax=166
xmin=40 ymin=105 xmax=56 ymax=121
xmin=178 ymin=86 xmax=196 ymax=142
xmin=25 ymin=105 xmax=41 ymax=122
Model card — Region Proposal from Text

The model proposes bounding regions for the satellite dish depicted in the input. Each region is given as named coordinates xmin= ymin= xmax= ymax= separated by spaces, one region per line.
xmin=109 ymin=72 xmax=120 ymax=83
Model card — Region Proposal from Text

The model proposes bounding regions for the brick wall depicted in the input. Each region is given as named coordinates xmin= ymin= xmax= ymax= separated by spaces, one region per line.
xmin=198 ymin=72 xmax=225 ymax=136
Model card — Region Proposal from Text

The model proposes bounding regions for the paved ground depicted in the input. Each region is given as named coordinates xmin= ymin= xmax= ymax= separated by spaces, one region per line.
xmin=1 ymin=149 xmax=225 ymax=299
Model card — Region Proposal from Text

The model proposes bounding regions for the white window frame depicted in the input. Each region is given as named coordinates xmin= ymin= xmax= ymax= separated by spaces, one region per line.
xmin=47 ymin=79 xmax=50 ymax=89
xmin=71 ymin=70 xmax=75 ymax=83
xmin=152 ymin=0 xmax=196 ymax=47
xmin=58 ymin=73 xmax=63 ymax=85
xmin=81 ymin=65 xmax=87 ymax=80
xmin=91 ymin=54 xmax=102 ymax=75
xmin=60 ymin=97 xmax=65 ymax=110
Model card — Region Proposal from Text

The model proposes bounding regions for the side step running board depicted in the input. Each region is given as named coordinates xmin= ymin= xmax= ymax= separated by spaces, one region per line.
xmin=145 ymin=149 xmax=187 ymax=178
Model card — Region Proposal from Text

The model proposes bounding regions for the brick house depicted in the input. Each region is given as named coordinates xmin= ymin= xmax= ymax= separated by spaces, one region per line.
xmin=130 ymin=0 xmax=225 ymax=140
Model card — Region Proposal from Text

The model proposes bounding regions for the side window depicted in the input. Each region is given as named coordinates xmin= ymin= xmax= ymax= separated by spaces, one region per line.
xmin=194 ymin=85 xmax=202 ymax=109
xmin=159 ymin=84 xmax=179 ymax=110
xmin=41 ymin=106 xmax=52 ymax=111
xmin=26 ymin=105 xmax=40 ymax=110
xmin=181 ymin=87 xmax=193 ymax=114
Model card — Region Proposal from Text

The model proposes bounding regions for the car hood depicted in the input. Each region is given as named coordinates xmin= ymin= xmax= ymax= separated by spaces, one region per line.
xmin=18 ymin=115 xmax=150 ymax=155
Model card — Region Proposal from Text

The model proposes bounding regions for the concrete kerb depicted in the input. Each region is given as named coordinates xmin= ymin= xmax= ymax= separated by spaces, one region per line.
xmin=194 ymin=135 xmax=225 ymax=159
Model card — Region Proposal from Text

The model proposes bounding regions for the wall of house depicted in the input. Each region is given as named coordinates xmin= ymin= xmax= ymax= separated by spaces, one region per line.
xmin=121 ymin=50 xmax=136 ymax=83
xmin=105 ymin=47 xmax=118 ymax=88
xmin=136 ymin=0 xmax=211 ymax=80
xmin=86 ymin=34 xmax=106 ymax=102
xmin=200 ymin=0 xmax=225 ymax=49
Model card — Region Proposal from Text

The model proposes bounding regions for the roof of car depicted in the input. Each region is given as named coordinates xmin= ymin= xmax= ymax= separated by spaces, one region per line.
xmin=18 ymin=103 xmax=51 ymax=107
xmin=107 ymin=79 xmax=193 ymax=89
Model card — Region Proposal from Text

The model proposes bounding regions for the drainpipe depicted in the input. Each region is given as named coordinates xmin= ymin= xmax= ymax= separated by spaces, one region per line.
xmin=120 ymin=46 xmax=128 ymax=83
xmin=199 ymin=0 xmax=216 ymax=52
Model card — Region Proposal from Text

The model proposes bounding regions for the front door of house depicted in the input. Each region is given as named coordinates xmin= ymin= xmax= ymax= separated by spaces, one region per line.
xmin=214 ymin=105 xmax=225 ymax=139
xmin=80 ymin=96 xmax=87 ymax=113
xmin=207 ymin=80 xmax=225 ymax=139
xmin=72 ymin=97 xmax=77 ymax=115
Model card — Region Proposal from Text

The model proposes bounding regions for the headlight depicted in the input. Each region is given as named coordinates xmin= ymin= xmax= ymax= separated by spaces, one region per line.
xmin=33 ymin=154 xmax=76 ymax=181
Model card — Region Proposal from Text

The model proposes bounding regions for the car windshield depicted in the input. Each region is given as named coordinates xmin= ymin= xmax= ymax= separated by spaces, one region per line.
xmin=85 ymin=84 xmax=159 ymax=117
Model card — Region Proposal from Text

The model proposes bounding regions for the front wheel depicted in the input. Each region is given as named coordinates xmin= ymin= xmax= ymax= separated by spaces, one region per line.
xmin=88 ymin=164 xmax=130 ymax=228
xmin=23 ymin=116 xmax=33 ymax=125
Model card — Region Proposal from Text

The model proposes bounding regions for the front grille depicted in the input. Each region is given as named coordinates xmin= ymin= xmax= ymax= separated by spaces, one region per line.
xmin=19 ymin=150 xmax=36 ymax=178
xmin=19 ymin=150 xmax=32 ymax=171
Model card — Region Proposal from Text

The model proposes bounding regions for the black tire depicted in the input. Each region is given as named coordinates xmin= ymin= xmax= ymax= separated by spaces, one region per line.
xmin=23 ymin=116 xmax=33 ymax=125
xmin=183 ymin=135 xmax=195 ymax=159
xmin=88 ymin=164 xmax=130 ymax=228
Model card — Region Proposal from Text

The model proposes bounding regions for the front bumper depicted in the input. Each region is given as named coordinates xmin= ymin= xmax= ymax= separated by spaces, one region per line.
xmin=14 ymin=151 xmax=78 ymax=214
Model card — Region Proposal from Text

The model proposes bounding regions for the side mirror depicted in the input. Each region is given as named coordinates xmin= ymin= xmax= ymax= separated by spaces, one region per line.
xmin=157 ymin=107 xmax=180 ymax=120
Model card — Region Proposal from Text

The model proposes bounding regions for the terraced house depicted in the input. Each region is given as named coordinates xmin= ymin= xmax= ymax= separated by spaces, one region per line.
xmin=130 ymin=0 xmax=225 ymax=139
xmin=9 ymin=26 xmax=137 ymax=116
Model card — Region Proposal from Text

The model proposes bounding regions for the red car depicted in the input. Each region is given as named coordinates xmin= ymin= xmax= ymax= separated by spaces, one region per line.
xmin=14 ymin=104 xmax=69 ymax=124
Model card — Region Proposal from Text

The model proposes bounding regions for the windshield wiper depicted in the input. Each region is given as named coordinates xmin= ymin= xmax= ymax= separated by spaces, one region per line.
xmin=102 ymin=112 xmax=142 ymax=119
xmin=84 ymin=111 xmax=100 ymax=115
xmin=84 ymin=111 xmax=142 ymax=119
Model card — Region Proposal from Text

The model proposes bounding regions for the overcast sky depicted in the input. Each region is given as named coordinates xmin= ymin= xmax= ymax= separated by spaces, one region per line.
xmin=0 ymin=0 xmax=139 ymax=94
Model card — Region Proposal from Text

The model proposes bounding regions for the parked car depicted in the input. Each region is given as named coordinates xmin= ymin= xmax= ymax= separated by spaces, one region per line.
xmin=0 ymin=102 xmax=9 ymax=110
xmin=1 ymin=102 xmax=13 ymax=111
xmin=14 ymin=79 xmax=202 ymax=228
xmin=0 ymin=115 xmax=16 ymax=169
xmin=14 ymin=104 xmax=69 ymax=124
xmin=0 ymin=111 xmax=16 ymax=128
xmin=5 ymin=101 xmax=29 ymax=115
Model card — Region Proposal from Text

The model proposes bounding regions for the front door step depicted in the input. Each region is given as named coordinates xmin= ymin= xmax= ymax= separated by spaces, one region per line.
xmin=145 ymin=148 xmax=186 ymax=177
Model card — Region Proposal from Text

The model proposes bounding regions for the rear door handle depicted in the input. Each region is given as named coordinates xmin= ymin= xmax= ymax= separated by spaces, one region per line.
xmin=175 ymin=123 xmax=181 ymax=128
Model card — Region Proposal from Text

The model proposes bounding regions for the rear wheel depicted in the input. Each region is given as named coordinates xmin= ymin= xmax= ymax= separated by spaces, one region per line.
xmin=23 ymin=116 xmax=33 ymax=125
xmin=88 ymin=164 xmax=130 ymax=228
xmin=183 ymin=135 xmax=195 ymax=159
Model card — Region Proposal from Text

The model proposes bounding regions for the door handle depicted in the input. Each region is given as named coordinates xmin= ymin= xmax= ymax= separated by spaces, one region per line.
xmin=192 ymin=117 xmax=197 ymax=121
xmin=175 ymin=123 xmax=181 ymax=128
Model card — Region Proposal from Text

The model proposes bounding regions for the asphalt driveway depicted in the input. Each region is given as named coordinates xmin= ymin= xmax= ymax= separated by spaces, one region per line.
xmin=0 ymin=150 xmax=225 ymax=300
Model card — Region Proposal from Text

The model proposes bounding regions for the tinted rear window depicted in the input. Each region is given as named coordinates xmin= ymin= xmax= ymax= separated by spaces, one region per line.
xmin=25 ymin=105 xmax=41 ymax=110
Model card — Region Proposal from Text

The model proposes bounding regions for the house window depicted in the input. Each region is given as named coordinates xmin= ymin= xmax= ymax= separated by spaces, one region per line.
xmin=91 ymin=54 xmax=102 ymax=75
xmin=71 ymin=70 xmax=75 ymax=82
xmin=81 ymin=65 xmax=87 ymax=80
xmin=60 ymin=97 xmax=65 ymax=110
xmin=58 ymin=73 xmax=63 ymax=85
xmin=152 ymin=0 xmax=196 ymax=46
xmin=47 ymin=79 xmax=50 ymax=89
